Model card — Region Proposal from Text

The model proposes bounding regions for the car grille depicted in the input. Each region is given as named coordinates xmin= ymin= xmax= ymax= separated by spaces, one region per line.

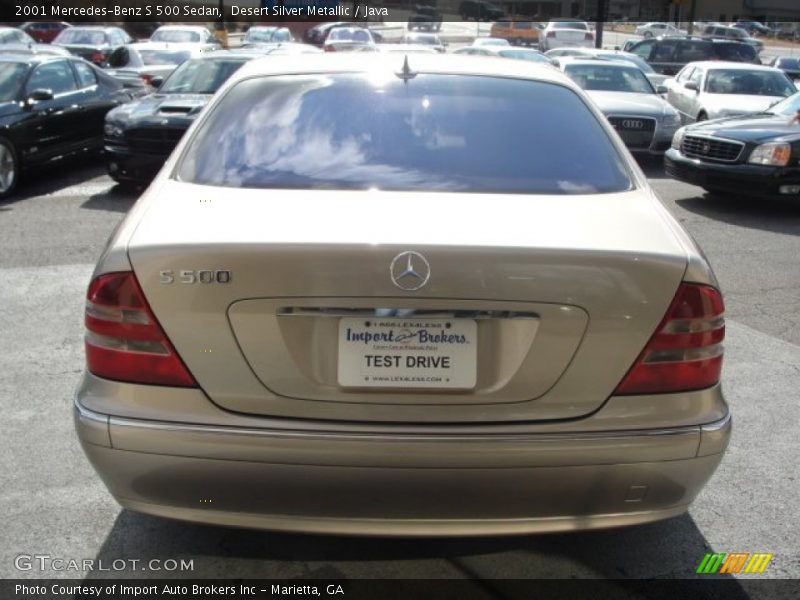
xmin=124 ymin=127 xmax=186 ymax=155
xmin=681 ymin=135 xmax=744 ymax=163
xmin=608 ymin=117 xmax=656 ymax=149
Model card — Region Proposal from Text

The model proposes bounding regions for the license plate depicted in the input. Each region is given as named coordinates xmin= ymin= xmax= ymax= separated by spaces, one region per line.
xmin=337 ymin=317 xmax=477 ymax=389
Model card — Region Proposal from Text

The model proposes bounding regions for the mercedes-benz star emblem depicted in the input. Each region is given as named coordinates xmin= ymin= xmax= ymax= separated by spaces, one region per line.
xmin=390 ymin=251 xmax=430 ymax=291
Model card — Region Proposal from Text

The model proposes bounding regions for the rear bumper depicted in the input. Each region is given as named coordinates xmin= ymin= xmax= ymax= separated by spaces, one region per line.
xmin=75 ymin=393 xmax=731 ymax=536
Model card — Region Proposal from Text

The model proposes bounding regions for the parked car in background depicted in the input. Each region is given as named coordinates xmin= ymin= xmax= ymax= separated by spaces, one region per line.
xmin=700 ymin=24 xmax=763 ymax=53
xmin=103 ymin=51 xmax=255 ymax=186
xmin=18 ymin=22 xmax=71 ymax=44
xmin=323 ymin=28 xmax=377 ymax=53
xmin=76 ymin=53 xmax=730 ymax=536
xmin=407 ymin=4 xmax=443 ymax=31
xmin=243 ymin=26 xmax=294 ymax=46
xmin=149 ymin=25 xmax=219 ymax=47
xmin=666 ymin=91 xmax=800 ymax=199
xmin=455 ymin=45 xmax=552 ymax=65
xmin=490 ymin=21 xmax=542 ymax=46
xmin=303 ymin=22 xmax=350 ymax=46
xmin=546 ymin=47 xmax=669 ymax=88
xmin=0 ymin=54 xmax=135 ymax=198
xmin=104 ymin=42 xmax=201 ymax=89
xmin=539 ymin=20 xmax=594 ymax=52
xmin=558 ymin=58 xmax=680 ymax=154
xmin=458 ymin=0 xmax=504 ymax=21
xmin=52 ymin=26 xmax=133 ymax=66
xmin=628 ymin=38 xmax=760 ymax=76
xmin=0 ymin=26 xmax=35 ymax=45
xmin=401 ymin=32 xmax=445 ymax=53
xmin=634 ymin=22 xmax=687 ymax=38
xmin=766 ymin=56 xmax=800 ymax=82
xmin=734 ymin=20 xmax=772 ymax=36
xmin=664 ymin=62 xmax=796 ymax=123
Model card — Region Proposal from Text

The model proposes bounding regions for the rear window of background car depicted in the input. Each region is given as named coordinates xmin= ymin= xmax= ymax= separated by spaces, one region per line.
xmin=178 ymin=73 xmax=633 ymax=195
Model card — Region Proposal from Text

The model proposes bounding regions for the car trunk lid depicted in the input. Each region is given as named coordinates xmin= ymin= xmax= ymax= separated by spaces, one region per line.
xmin=126 ymin=181 xmax=688 ymax=423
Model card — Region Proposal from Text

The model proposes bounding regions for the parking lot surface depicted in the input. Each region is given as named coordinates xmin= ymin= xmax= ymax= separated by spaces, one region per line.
xmin=0 ymin=158 xmax=798 ymax=582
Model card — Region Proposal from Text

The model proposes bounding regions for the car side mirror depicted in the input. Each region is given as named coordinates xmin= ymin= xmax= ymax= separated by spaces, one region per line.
xmin=149 ymin=76 xmax=164 ymax=89
xmin=25 ymin=88 xmax=54 ymax=106
xmin=549 ymin=58 xmax=560 ymax=66
xmin=684 ymin=81 xmax=699 ymax=91
xmin=656 ymin=84 xmax=668 ymax=94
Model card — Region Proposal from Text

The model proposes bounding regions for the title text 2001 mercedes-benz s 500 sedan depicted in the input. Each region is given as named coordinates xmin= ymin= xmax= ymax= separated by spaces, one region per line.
xmin=75 ymin=54 xmax=730 ymax=536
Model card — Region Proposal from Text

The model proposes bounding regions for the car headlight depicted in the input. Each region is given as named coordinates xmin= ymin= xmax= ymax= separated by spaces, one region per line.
xmin=671 ymin=126 xmax=686 ymax=150
xmin=662 ymin=113 xmax=681 ymax=128
xmin=104 ymin=123 xmax=123 ymax=138
xmin=748 ymin=142 xmax=791 ymax=166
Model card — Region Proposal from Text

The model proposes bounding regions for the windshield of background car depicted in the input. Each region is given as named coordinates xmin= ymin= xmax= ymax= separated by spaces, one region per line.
xmin=777 ymin=58 xmax=799 ymax=70
xmin=56 ymin=29 xmax=106 ymax=45
xmin=328 ymin=28 xmax=373 ymax=43
xmin=768 ymin=92 xmax=800 ymax=115
xmin=0 ymin=62 xmax=27 ymax=101
xmin=564 ymin=65 xmax=654 ymax=93
xmin=160 ymin=59 xmax=246 ymax=94
xmin=498 ymin=49 xmax=550 ymax=63
xmin=705 ymin=69 xmax=796 ymax=96
xmin=597 ymin=53 xmax=655 ymax=73
xmin=245 ymin=28 xmax=277 ymax=42
xmin=139 ymin=50 xmax=192 ymax=66
xmin=551 ymin=22 xmax=588 ymax=30
xmin=178 ymin=73 xmax=632 ymax=194
xmin=152 ymin=30 xmax=202 ymax=43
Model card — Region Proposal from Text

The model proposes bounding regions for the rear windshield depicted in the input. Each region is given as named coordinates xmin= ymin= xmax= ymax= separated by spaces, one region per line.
xmin=139 ymin=49 xmax=191 ymax=66
xmin=152 ymin=30 xmax=202 ymax=43
xmin=178 ymin=73 xmax=631 ymax=194
xmin=56 ymin=29 xmax=106 ymax=45
xmin=551 ymin=22 xmax=588 ymax=30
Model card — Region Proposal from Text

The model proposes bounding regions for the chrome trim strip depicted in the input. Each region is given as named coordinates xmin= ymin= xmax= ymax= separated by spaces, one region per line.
xmin=277 ymin=307 xmax=539 ymax=320
xmin=108 ymin=415 xmax=699 ymax=443
xmin=701 ymin=411 xmax=732 ymax=433
xmin=74 ymin=399 xmax=110 ymax=426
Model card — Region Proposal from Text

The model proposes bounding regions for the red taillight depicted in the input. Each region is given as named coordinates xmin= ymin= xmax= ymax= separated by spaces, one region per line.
xmin=90 ymin=51 xmax=106 ymax=64
xmin=547 ymin=31 xmax=556 ymax=38
xmin=585 ymin=32 xmax=594 ymax=41
xmin=85 ymin=272 xmax=197 ymax=387
xmin=324 ymin=45 xmax=336 ymax=52
xmin=140 ymin=73 xmax=152 ymax=86
xmin=614 ymin=283 xmax=724 ymax=395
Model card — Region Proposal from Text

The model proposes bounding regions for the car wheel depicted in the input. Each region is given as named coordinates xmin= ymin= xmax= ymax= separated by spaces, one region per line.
xmin=0 ymin=137 xmax=19 ymax=200
xmin=696 ymin=112 xmax=708 ymax=122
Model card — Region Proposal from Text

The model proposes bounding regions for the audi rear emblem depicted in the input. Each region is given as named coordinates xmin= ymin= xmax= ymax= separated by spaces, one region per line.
xmin=622 ymin=119 xmax=643 ymax=129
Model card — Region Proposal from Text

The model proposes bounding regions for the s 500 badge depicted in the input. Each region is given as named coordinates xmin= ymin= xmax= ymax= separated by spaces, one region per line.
xmin=159 ymin=270 xmax=231 ymax=284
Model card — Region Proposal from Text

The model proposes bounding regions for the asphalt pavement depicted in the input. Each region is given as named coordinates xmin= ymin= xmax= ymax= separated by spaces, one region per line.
xmin=0 ymin=157 xmax=798 ymax=584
